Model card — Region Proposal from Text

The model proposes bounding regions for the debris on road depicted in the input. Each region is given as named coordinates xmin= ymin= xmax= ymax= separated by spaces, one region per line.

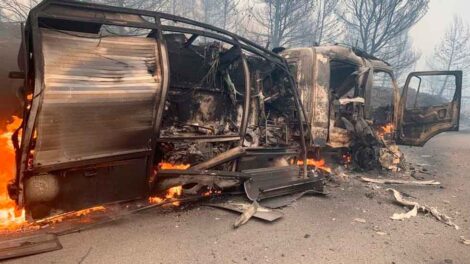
xmin=390 ymin=205 xmax=418 ymax=221
xmin=460 ymin=236 xmax=470 ymax=245
xmin=0 ymin=234 xmax=62 ymax=261
xmin=234 ymin=202 xmax=259 ymax=228
xmin=361 ymin=177 xmax=440 ymax=186
xmin=353 ymin=218 xmax=367 ymax=223
xmin=387 ymin=189 xmax=459 ymax=229
xmin=204 ymin=201 xmax=283 ymax=224
xmin=259 ymin=190 xmax=326 ymax=209
xmin=243 ymin=167 xmax=324 ymax=202
xmin=378 ymin=145 xmax=403 ymax=171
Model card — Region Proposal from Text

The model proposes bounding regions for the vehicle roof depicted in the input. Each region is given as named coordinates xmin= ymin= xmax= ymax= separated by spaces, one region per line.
xmin=284 ymin=45 xmax=394 ymax=74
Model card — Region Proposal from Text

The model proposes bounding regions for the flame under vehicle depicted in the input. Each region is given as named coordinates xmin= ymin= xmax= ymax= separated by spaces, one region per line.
xmin=7 ymin=0 xmax=462 ymax=219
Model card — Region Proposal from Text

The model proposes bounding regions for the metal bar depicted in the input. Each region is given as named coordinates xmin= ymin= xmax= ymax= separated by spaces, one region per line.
xmin=39 ymin=0 xmax=283 ymax=61
xmin=161 ymin=25 xmax=283 ymax=65
xmin=17 ymin=12 xmax=45 ymax=207
xmin=244 ymin=151 xmax=299 ymax=156
xmin=32 ymin=150 xmax=152 ymax=173
xmin=236 ymin=37 xmax=251 ymax=146
xmin=245 ymin=147 xmax=300 ymax=155
xmin=285 ymin=69 xmax=309 ymax=177
xmin=157 ymin=169 xmax=251 ymax=179
xmin=190 ymin=146 xmax=246 ymax=170
xmin=157 ymin=135 xmax=240 ymax=142
xmin=42 ymin=0 xmax=163 ymax=18
xmin=184 ymin=34 xmax=199 ymax=47
xmin=148 ymin=14 xmax=169 ymax=193
xmin=38 ymin=13 xmax=158 ymax=30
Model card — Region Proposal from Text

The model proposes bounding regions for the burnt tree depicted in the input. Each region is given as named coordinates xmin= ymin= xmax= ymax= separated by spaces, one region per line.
xmin=427 ymin=16 xmax=470 ymax=96
xmin=250 ymin=0 xmax=316 ymax=48
xmin=0 ymin=0 xmax=40 ymax=22
xmin=311 ymin=0 xmax=342 ymax=45
xmin=341 ymin=0 xmax=428 ymax=73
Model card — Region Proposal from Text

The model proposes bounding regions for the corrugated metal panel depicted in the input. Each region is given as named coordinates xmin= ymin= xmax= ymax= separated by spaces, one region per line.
xmin=34 ymin=29 xmax=162 ymax=167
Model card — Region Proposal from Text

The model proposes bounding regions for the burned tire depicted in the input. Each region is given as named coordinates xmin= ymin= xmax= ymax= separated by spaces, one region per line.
xmin=24 ymin=174 xmax=60 ymax=203
xmin=353 ymin=145 xmax=378 ymax=170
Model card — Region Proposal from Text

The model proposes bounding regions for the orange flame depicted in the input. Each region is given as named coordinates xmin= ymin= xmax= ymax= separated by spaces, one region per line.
xmin=148 ymin=162 xmax=188 ymax=206
xmin=0 ymin=116 xmax=28 ymax=231
xmin=158 ymin=162 xmax=190 ymax=170
xmin=298 ymin=158 xmax=332 ymax=173
xmin=377 ymin=123 xmax=394 ymax=140
xmin=149 ymin=186 xmax=183 ymax=206
xmin=202 ymin=188 xmax=222 ymax=197
xmin=37 ymin=206 xmax=106 ymax=225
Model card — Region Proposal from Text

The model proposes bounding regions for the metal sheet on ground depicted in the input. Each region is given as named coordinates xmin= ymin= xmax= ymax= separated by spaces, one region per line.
xmin=259 ymin=190 xmax=324 ymax=209
xmin=205 ymin=202 xmax=283 ymax=222
xmin=0 ymin=233 xmax=62 ymax=260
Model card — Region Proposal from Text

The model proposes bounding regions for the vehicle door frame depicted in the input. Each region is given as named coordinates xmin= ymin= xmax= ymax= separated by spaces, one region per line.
xmin=396 ymin=70 xmax=462 ymax=146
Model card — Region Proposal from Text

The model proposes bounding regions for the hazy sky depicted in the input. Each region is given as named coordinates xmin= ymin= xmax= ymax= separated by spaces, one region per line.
xmin=410 ymin=0 xmax=470 ymax=69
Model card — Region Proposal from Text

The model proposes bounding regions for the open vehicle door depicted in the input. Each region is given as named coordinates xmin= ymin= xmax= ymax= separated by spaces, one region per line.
xmin=397 ymin=71 xmax=462 ymax=146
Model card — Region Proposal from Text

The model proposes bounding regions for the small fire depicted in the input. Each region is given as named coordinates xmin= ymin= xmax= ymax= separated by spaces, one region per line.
xmin=1 ymin=117 xmax=107 ymax=232
xmin=159 ymin=162 xmax=190 ymax=170
xmin=0 ymin=116 xmax=28 ymax=231
xmin=202 ymin=188 xmax=222 ymax=197
xmin=148 ymin=162 xmax=188 ymax=206
xmin=377 ymin=123 xmax=394 ymax=140
xmin=149 ymin=186 xmax=183 ymax=206
xmin=36 ymin=206 xmax=106 ymax=225
xmin=298 ymin=158 xmax=332 ymax=173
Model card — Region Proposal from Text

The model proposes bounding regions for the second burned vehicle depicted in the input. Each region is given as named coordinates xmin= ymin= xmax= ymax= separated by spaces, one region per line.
xmin=282 ymin=46 xmax=462 ymax=169
xmin=8 ymin=0 xmax=462 ymax=218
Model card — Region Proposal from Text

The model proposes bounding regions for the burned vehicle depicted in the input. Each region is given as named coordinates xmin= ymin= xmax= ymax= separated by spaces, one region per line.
xmin=8 ymin=0 xmax=313 ymax=218
xmin=7 ymin=0 xmax=462 ymax=219
xmin=282 ymin=46 xmax=462 ymax=169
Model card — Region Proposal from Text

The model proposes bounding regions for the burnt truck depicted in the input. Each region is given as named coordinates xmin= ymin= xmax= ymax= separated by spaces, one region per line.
xmin=8 ymin=0 xmax=462 ymax=218
xmin=281 ymin=47 xmax=462 ymax=168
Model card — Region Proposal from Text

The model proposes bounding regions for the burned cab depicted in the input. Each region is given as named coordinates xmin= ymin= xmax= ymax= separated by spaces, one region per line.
xmin=10 ymin=0 xmax=314 ymax=218
xmin=282 ymin=46 xmax=462 ymax=168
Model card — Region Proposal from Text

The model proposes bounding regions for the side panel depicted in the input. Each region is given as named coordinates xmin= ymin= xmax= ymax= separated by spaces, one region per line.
xmin=311 ymin=53 xmax=330 ymax=146
xmin=282 ymin=48 xmax=329 ymax=147
xmin=21 ymin=28 xmax=165 ymax=216
xmin=34 ymin=29 xmax=162 ymax=167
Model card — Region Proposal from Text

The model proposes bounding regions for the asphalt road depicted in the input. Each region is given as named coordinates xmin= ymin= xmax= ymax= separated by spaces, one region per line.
xmin=5 ymin=130 xmax=470 ymax=264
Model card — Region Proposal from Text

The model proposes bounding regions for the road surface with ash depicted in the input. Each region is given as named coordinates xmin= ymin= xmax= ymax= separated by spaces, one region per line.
xmin=5 ymin=130 xmax=470 ymax=264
